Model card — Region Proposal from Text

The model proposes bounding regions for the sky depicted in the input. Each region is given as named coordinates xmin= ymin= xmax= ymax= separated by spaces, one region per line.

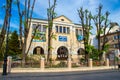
xmin=0 ymin=0 xmax=120 ymax=33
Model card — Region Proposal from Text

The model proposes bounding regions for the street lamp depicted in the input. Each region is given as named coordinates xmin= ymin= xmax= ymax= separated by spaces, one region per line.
xmin=2 ymin=23 xmax=10 ymax=75
xmin=2 ymin=20 xmax=10 ymax=75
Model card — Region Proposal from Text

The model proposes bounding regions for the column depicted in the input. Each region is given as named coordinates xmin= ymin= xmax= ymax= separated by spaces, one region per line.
xmin=89 ymin=59 xmax=93 ymax=68
xmin=68 ymin=58 xmax=71 ymax=69
xmin=105 ymin=58 xmax=109 ymax=67
xmin=7 ymin=56 xmax=12 ymax=73
xmin=40 ymin=57 xmax=45 ymax=70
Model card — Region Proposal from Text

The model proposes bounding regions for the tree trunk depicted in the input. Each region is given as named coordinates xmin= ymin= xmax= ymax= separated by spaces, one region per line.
xmin=22 ymin=38 xmax=27 ymax=67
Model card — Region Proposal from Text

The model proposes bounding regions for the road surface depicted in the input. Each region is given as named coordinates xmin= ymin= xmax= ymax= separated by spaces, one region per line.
xmin=0 ymin=70 xmax=120 ymax=80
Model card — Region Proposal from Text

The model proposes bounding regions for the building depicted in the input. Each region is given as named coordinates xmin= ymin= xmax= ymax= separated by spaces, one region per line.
xmin=26 ymin=15 xmax=84 ymax=62
xmin=100 ymin=25 xmax=120 ymax=60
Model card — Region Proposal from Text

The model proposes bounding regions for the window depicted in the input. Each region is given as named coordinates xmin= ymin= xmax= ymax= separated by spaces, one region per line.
xmin=32 ymin=24 xmax=36 ymax=30
xmin=38 ymin=25 xmax=41 ymax=31
xmin=60 ymin=26 xmax=62 ymax=33
xmin=43 ymin=25 xmax=46 ymax=32
xmin=76 ymin=29 xmax=82 ymax=35
xmin=114 ymin=35 xmax=118 ymax=40
xmin=79 ymin=30 xmax=82 ymax=35
xmin=61 ymin=19 xmax=64 ymax=21
xmin=56 ymin=26 xmax=58 ymax=32
xmin=56 ymin=26 xmax=70 ymax=34
xmin=115 ymin=44 xmax=118 ymax=48
xmin=67 ymin=27 xmax=70 ymax=34
xmin=63 ymin=27 xmax=66 ymax=33
xmin=105 ymin=37 xmax=108 ymax=42
xmin=118 ymin=35 xmax=120 ymax=39
xmin=76 ymin=29 xmax=78 ymax=35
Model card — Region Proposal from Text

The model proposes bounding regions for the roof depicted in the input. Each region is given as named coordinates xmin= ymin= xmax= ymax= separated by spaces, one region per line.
xmin=100 ymin=31 xmax=120 ymax=38
xmin=30 ymin=15 xmax=81 ymax=25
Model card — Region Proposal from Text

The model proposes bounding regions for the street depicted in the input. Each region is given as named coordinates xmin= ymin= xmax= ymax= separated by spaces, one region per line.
xmin=0 ymin=70 xmax=120 ymax=80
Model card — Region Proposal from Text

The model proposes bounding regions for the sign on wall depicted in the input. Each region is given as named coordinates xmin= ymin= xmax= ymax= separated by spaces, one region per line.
xmin=76 ymin=35 xmax=83 ymax=41
xmin=32 ymin=31 xmax=46 ymax=42
xmin=59 ymin=36 xmax=67 ymax=42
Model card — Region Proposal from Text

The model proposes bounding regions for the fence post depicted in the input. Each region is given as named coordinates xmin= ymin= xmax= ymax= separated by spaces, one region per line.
xmin=105 ymin=58 xmax=109 ymax=67
xmin=40 ymin=57 xmax=45 ymax=70
xmin=89 ymin=59 xmax=93 ymax=68
xmin=68 ymin=58 xmax=71 ymax=69
xmin=7 ymin=56 xmax=12 ymax=73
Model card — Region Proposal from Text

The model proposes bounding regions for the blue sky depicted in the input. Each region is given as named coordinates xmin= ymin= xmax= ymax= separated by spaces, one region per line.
xmin=0 ymin=0 xmax=120 ymax=32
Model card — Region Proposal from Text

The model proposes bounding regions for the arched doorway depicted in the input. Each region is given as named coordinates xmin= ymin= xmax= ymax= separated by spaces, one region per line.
xmin=33 ymin=46 xmax=44 ymax=55
xmin=57 ymin=46 xmax=68 ymax=60
xmin=77 ymin=48 xmax=84 ymax=55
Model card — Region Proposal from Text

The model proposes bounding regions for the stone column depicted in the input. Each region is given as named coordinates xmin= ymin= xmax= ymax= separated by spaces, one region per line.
xmin=7 ymin=56 xmax=12 ymax=73
xmin=105 ymin=58 xmax=109 ymax=67
xmin=89 ymin=59 xmax=93 ymax=68
xmin=40 ymin=57 xmax=45 ymax=70
xmin=68 ymin=58 xmax=71 ymax=69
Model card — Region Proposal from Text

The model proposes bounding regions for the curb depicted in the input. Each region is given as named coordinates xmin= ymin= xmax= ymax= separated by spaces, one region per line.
xmin=0 ymin=66 xmax=116 ymax=73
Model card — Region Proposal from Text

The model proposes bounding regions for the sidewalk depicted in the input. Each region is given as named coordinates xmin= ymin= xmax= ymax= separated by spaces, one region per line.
xmin=0 ymin=66 xmax=116 ymax=73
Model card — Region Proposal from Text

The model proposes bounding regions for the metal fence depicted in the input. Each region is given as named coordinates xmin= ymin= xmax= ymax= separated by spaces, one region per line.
xmin=0 ymin=59 xmax=116 ymax=69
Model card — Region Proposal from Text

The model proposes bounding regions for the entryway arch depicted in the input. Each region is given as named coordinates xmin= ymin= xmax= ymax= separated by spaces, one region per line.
xmin=57 ymin=46 xmax=68 ymax=60
xmin=77 ymin=48 xmax=85 ymax=55
xmin=33 ymin=46 xmax=44 ymax=55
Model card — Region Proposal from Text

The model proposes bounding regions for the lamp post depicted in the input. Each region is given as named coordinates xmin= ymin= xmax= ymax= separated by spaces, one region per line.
xmin=2 ymin=22 xmax=10 ymax=75
xmin=2 ymin=18 xmax=10 ymax=75
xmin=2 ymin=0 xmax=12 ymax=75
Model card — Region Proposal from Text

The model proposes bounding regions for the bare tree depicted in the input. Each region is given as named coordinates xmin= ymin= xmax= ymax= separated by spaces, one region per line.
xmin=16 ymin=0 xmax=24 ymax=50
xmin=0 ymin=0 xmax=12 ymax=51
xmin=78 ymin=7 xmax=92 ymax=61
xmin=93 ymin=4 xmax=118 ymax=60
xmin=93 ymin=5 xmax=103 ymax=56
xmin=16 ymin=0 xmax=36 ymax=67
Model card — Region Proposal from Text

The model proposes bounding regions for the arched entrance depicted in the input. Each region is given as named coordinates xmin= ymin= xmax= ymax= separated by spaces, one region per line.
xmin=57 ymin=46 xmax=68 ymax=60
xmin=77 ymin=48 xmax=84 ymax=55
xmin=33 ymin=46 xmax=44 ymax=55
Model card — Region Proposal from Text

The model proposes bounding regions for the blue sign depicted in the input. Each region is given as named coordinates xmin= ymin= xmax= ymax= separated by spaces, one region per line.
xmin=77 ymin=35 xmax=83 ymax=41
xmin=59 ymin=36 xmax=67 ymax=41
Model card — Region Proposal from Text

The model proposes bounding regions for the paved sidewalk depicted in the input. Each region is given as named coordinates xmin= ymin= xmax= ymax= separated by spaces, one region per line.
xmin=0 ymin=66 xmax=117 ymax=73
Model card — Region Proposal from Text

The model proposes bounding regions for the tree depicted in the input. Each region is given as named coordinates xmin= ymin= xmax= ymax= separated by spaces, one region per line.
xmin=16 ymin=0 xmax=36 ymax=66
xmin=16 ymin=0 xmax=24 ymax=50
xmin=47 ymin=0 xmax=57 ymax=62
xmin=0 ymin=0 xmax=12 ymax=52
xmin=93 ymin=4 xmax=118 ymax=60
xmin=8 ymin=30 xmax=21 ymax=56
xmin=0 ymin=42 xmax=5 ymax=61
xmin=78 ymin=8 xmax=93 ymax=61
xmin=89 ymin=45 xmax=99 ymax=60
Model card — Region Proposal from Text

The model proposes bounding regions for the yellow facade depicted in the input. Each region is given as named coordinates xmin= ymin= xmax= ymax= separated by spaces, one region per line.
xmin=26 ymin=15 xmax=84 ymax=61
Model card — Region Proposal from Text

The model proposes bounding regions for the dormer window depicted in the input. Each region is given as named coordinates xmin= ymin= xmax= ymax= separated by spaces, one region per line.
xmin=61 ymin=19 xmax=64 ymax=21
